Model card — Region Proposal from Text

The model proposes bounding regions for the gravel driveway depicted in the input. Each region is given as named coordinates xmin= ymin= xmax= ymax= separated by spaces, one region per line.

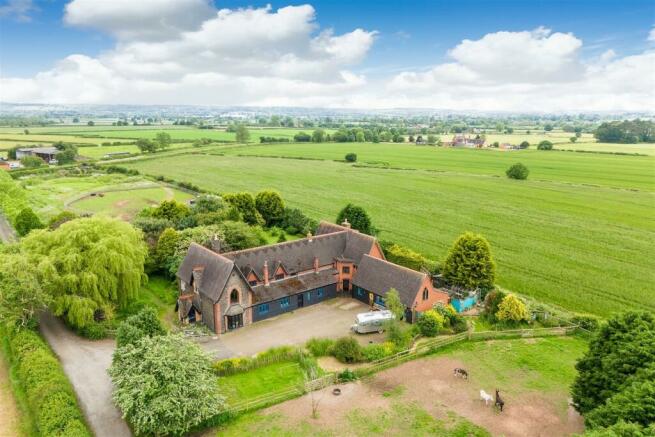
xmin=39 ymin=312 xmax=131 ymax=437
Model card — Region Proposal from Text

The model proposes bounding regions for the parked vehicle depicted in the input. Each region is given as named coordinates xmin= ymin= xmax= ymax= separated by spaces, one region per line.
xmin=351 ymin=310 xmax=394 ymax=334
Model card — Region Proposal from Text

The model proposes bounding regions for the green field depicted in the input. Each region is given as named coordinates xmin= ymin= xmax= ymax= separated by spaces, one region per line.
xmin=218 ymin=362 xmax=305 ymax=404
xmin=120 ymin=150 xmax=655 ymax=317
xmin=20 ymin=174 xmax=193 ymax=221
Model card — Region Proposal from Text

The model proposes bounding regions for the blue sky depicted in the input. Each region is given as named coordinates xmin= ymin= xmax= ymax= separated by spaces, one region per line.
xmin=1 ymin=0 xmax=653 ymax=110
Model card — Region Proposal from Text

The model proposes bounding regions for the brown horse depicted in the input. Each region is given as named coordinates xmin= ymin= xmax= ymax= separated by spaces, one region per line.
xmin=495 ymin=389 xmax=505 ymax=412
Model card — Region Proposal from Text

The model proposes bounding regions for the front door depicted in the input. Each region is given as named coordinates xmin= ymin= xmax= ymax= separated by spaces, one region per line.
xmin=297 ymin=293 xmax=304 ymax=308
xmin=227 ymin=314 xmax=243 ymax=330
xmin=343 ymin=279 xmax=350 ymax=292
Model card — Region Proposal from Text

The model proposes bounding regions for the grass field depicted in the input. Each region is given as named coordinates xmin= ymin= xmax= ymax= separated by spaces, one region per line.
xmin=221 ymin=142 xmax=655 ymax=190
xmin=218 ymin=362 xmax=306 ymax=404
xmin=120 ymin=151 xmax=655 ymax=317
xmin=20 ymin=174 xmax=193 ymax=221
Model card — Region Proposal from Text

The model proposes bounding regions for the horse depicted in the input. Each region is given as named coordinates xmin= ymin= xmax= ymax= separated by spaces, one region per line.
xmin=495 ymin=389 xmax=505 ymax=412
xmin=454 ymin=368 xmax=469 ymax=380
xmin=480 ymin=389 xmax=493 ymax=406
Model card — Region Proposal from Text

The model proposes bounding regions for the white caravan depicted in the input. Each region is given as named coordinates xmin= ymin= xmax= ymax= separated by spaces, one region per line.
xmin=351 ymin=310 xmax=394 ymax=334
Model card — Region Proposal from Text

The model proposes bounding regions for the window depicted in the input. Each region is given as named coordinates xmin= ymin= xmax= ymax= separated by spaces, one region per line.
xmin=342 ymin=266 xmax=350 ymax=274
xmin=230 ymin=289 xmax=239 ymax=304
xmin=374 ymin=295 xmax=385 ymax=307
xmin=275 ymin=273 xmax=284 ymax=280
xmin=280 ymin=297 xmax=290 ymax=309
xmin=317 ymin=288 xmax=324 ymax=298
xmin=258 ymin=303 xmax=269 ymax=315
xmin=356 ymin=287 xmax=364 ymax=297
xmin=422 ymin=288 xmax=429 ymax=301
xmin=306 ymin=291 xmax=311 ymax=302
xmin=249 ymin=280 xmax=257 ymax=286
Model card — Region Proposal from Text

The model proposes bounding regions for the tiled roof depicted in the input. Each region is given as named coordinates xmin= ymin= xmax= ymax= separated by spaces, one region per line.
xmin=177 ymin=243 xmax=234 ymax=302
xmin=352 ymin=254 xmax=427 ymax=307
xmin=250 ymin=269 xmax=337 ymax=303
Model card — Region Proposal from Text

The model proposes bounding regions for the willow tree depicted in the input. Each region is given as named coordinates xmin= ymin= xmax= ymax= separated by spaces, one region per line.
xmin=21 ymin=217 xmax=148 ymax=329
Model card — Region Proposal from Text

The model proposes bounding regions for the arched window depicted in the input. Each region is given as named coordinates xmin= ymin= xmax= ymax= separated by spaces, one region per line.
xmin=422 ymin=288 xmax=429 ymax=301
xmin=230 ymin=289 xmax=239 ymax=304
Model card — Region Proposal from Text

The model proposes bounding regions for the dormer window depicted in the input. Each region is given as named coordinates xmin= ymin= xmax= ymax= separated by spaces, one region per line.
xmin=249 ymin=280 xmax=258 ymax=286
xmin=275 ymin=273 xmax=284 ymax=280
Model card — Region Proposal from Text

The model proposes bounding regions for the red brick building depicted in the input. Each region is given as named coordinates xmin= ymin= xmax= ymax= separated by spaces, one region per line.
xmin=176 ymin=220 xmax=449 ymax=334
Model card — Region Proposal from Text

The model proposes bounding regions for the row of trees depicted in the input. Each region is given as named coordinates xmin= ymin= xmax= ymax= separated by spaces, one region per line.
xmin=135 ymin=132 xmax=172 ymax=153
xmin=594 ymin=120 xmax=655 ymax=143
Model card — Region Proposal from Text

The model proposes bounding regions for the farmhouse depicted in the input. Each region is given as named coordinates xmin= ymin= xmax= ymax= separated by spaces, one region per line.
xmin=15 ymin=147 xmax=59 ymax=162
xmin=447 ymin=135 xmax=485 ymax=148
xmin=176 ymin=220 xmax=449 ymax=334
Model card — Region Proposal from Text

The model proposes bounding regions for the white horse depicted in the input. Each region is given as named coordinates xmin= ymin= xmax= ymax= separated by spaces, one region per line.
xmin=480 ymin=389 xmax=493 ymax=406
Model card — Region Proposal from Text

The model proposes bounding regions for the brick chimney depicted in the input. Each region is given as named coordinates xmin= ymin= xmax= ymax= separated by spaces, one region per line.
xmin=341 ymin=218 xmax=351 ymax=228
xmin=313 ymin=257 xmax=319 ymax=274
xmin=263 ymin=261 xmax=270 ymax=286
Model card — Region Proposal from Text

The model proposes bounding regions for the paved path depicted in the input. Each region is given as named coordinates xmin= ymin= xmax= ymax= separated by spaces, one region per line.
xmin=0 ymin=213 xmax=16 ymax=243
xmin=39 ymin=312 xmax=131 ymax=437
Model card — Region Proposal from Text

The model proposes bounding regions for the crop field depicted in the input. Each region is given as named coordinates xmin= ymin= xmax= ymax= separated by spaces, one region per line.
xmin=554 ymin=141 xmax=655 ymax=155
xmin=439 ymin=132 xmax=595 ymax=145
xmin=120 ymin=150 xmax=655 ymax=317
xmin=221 ymin=142 xmax=655 ymax=190
xmin=19 ymin=174 xmax=193 ymax=221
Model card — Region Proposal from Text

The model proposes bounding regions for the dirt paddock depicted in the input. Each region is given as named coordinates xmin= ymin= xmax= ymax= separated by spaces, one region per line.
xmin=268 ymin=356 xmax=584 ymax=437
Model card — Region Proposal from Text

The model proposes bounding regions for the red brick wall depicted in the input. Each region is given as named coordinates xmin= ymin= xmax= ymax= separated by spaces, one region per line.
xmin=412 ymin=276 xmax=449 ymax=312
xmin=369 ymin=242 xmax=385 ymax=260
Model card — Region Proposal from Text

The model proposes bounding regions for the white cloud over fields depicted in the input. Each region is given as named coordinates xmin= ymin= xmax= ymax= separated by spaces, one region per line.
xmin=1 ymin=1 xmax=653 ymax=111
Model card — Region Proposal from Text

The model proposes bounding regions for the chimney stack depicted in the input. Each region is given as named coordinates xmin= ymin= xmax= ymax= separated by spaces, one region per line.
xmin=263 ymin=261 xmax=270 ymax=286
xmin=313 ymin=257 xmax=319 ymax=274
xmin=341 ymin=218 xmax=351 ymax=229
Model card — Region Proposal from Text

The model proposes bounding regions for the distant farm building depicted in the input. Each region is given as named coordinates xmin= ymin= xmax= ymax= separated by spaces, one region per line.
xmin=445 ymin=135 xmax=485 ymax=148
xmin=15 ymin=147 xmax=59 ymax=162
xmin=499 ymin=143 xmax=519 ymax=150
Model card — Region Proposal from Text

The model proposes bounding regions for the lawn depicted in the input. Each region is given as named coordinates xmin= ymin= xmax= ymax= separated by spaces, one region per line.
xmin=217 ymin=362 xmax=306 ymax=404
xmin=120 ymin=153 xmax=655 ymax=317
xmin=116 ymin=275 xmax=178 ymax=328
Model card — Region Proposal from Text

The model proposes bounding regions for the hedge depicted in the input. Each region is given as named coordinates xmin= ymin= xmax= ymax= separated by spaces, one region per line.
xmin=3 ymin=327 xmax=91 ymax=436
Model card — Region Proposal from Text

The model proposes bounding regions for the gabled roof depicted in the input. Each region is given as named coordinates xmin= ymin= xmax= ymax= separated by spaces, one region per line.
xmin=315 ymin=221 xmax=349 ymax=235
xmin=352 ymin=254 xmax=427 ymax=307
xmin=177 ymin=243 xmax=235 ymax=303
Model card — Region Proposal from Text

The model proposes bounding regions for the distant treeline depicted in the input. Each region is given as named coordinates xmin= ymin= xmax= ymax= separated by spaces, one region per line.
xmin=594 ymin=120 xmax=655 ymax=143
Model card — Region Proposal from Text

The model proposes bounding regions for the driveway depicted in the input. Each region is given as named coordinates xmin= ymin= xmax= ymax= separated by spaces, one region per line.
xmin=200 ymin=298 xmax=381 ymax=358
xmin=39 ymin=312 xmax=131 ymax=437
xmin=0 ymin=213 xmax=16 ymax=243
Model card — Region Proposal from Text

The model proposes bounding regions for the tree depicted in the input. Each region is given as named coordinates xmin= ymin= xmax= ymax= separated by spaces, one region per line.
xmin=417 ymin=310 xmax=444 ymax=337
xmin=483 ymin=289 xmax=506 ymax=321
xmin=14 ymin=207 xmax=44 ymax=236
xmin=570 ymin=136 xmax=578 ymax=143
xmin=385 ymin=289 xmax=405 ymax=321
xmin=427 ymin=134 xmax=437 ymax=145
xmin=0 ymin=252 xmax=50 ymax=329
xmin=344 ymin=153 xmax=357 ymax=162
xmin=218 ymin=220 xmax=265 ymax=251
xmin=293 ymin=132 xmax=311 ymax=142
xmin=54 ymin=141 xmax=78 ymax=164
xmin=155 ymin=228 xmax=180 ymax=273
xmin=336 ymin=203 xmax=375 ymax=235
xmin=255 ymin=190 xmax=285 ymax=226
xmin=115 ymin=307 xmax=166 ymax=348
xmin=331 ymin=337 xmax=363 ymax=363
xmin=506 ymin=162 xmax=529 ymax=180
xmin=495 ymin=294 xmax=529 ymax=323
xmin=537 ymin=140 xmax=554 ymax=150
xmin=110 ymin=334 xmax=225 ymax=436
xmin=224 ymin=192 xmax=264 ymax=226
xmin=312 ymin=129 xmax=326 ymax=143
xmin=20 ymin=217 xmax=148 ymax=329
xmin=7 ymin=145 xmax=20 ymax=160
xmin=150 ymin=200 xmax=190 ymax=224
xmin=154 ymin=132 xmax=172 ymax=150
xmin=235 ymin=124 xmax=250 ymax=143
xmin=135 ymin=138 xmax=157 ymax=153
xmin=519 ymin=141 xmax=530 ymax=149
xmin=20 ymin=156 xmax=43 ymax=168
xmin=442 ymin=232 xmax=495 ymax=290
xmin=87 ymin=121 xmax=94 ymax=126
xmin=544 ymin=124 xmax=553 ymax=131
xmin=572 ymin=312 xmax=655 ymax=415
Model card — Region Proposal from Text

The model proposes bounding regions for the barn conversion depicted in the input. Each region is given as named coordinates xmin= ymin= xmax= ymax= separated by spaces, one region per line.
xmin=176 ymin=220 xmax=449 ymax=334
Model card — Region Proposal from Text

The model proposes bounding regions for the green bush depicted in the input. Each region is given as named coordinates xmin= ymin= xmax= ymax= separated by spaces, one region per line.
xmin=338 ymin=369 xmax=358 ymax=382
xmin=305 ymin=337 xmax=335 ymax=357
xmin=537 ymin=140 xmax=554 ymax=150
xmin=212 ymin=345 xmax=304 ymax=376
xmin=4 ymin=328 xmax=91 ymax=436
xmin=571 ymin=315 xmax=601 ymax=332
xmin=331 ymin=337 xmax=363 ymax=363
xmin=505 ymin=162 xmax=529 ymax=180
xmin=345 ymin=153 xmax=357 ymax=162
xmin=115 ymin=307 xmax=166 ymax=348
xmin=385 ymin=320 xmax=413 ymax=349
xmin=78 ymin=321 xmax=110 ymax=340
xmin=417 ymin=310 xmax=445 ymax=337
xmin=362 ymin=341 xmax=396 ymax=361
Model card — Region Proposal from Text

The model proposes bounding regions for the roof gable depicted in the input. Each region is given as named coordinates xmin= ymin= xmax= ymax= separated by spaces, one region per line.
xmin=352 ymin=254 xmax=426 ymax=307
xmin=177 ymin=243 xmax=235 ymax=303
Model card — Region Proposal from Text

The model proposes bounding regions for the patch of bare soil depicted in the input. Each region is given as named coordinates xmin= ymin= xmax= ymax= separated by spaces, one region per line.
xmin=317 ymin=356 xmax=369 ymax=373
xmin=267 ymin=356 xmax=584 ymax=437
xmin=0 ymin=355 xmax=20 ymax=437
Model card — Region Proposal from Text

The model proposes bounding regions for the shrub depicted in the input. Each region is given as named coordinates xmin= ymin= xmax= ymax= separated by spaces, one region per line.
xmin=495 ymin=294 xmax=529 ymax=323
xmin=115 ymin=307 xmax=166 ymax=348
xmin=385 ymin=320 xmax=412 ymax=349
xmin=519 ymin=141 xmax=530 ymax=149
xmin=305 ymin=337 xmax=335 ymax=357
xmin=331 ymin=337 xmax=363 ymax=363
xmin=483 ymin=290 xmax=506 ymax=320
xmin=20 ymin=156 xmax=44 ymax=168
xmin=362 ymin=342 xmax=396 ymax=361
xmin=571 ymin=315 xmax=601 ymax=332
xmin=338 ymin=369 xmax=358 ymax=382
xmin=417 ymin=310 xmax=444 ymax=337
xmin=345 ymin=153 xmax=357 ymax=162
xmin=506 ymin=162 xmax=529 ymax=180
xmin=14 ymin=207 xmax=44 ymax=236
xmin=537 ymin=140 xmax=554 ymax=150
xmin=255 ymin=190 xmax=285 ymax=226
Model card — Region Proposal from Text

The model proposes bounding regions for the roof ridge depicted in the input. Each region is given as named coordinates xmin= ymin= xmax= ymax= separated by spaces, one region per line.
xmin=223 ymin=230 xmax=348 ymax=257
xmin=189 ymin=242 xmax=233 ymax=263
xmin=362 ymin=253 xmax=425 ymax=277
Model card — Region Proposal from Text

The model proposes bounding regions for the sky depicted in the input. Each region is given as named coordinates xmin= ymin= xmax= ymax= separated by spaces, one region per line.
xmin=0 ymin=0 xmax=654 ymax=111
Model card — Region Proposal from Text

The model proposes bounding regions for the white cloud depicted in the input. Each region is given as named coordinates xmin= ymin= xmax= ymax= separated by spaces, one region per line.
xmin=1 ymin=6 xmax=653 ymax=112
xmin=0 ymin=0 xmax=36 ymax=22
xmin=649 ymin=27 xmax=655 ymax=42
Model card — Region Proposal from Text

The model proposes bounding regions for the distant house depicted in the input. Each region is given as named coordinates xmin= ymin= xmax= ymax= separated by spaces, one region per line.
xmin=448 ymin=135 xmax=485 ymax=148
xmin=499 ymin=143 xmax=519 ymax=150
xmin=15 ymin=147 xmax=59 ymax=162
xmin=176 ymin=220 xmax=449 ymax=334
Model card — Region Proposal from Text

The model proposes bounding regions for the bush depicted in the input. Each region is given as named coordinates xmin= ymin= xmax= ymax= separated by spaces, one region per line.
xmin=4 ymin=327 xmax=91 ymax=436
xmin=20 ymin=156 xmax=44 ymax=168
xmin=331 ymin=337 xmax=363 ymax=363
xmin=305 ymin=337 xmax=335 ymax=357
xmin=571 ymin=315 xmax=601 ymax=332
xmin=338 ymin=368 xmax=358 ymax=382
xmin=212 ymin=346 xmax=304 ymax=376
xmin=495 ymin=294 xmax=529 ymax=323
xmin=115 ymin=307 xmax=166 ymax=348
xmin=362 ymin=342 xmax=396 ymax=361
xmin=519 ymin=141 xmax=530 ymax=149
xmin=537 ymin=140 xmax=554 ymax=150
xmin=506 ymin=162 xmax=529 ymax=180
xmin=483 ymin=289 xmax=506 ymax=321
xmin=417 ymin=310 xmax=445 ymax=337
xmin=345 ymin=153 xmax=357 ymax=162
xmin=385 ymin=320 xmax=413 ymax=349
xmin=14 ymin=207 xmax=44 ymax=236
